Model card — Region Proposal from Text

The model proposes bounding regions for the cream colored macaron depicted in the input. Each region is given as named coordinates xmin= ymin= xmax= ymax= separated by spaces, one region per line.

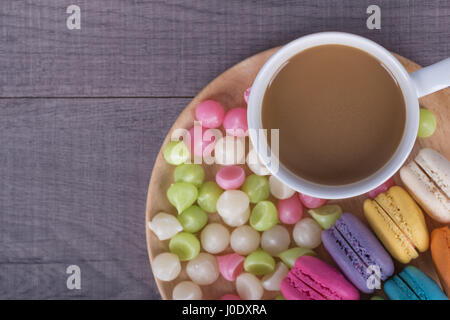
xmin=400 ymin=148 xmax=450 ymax=223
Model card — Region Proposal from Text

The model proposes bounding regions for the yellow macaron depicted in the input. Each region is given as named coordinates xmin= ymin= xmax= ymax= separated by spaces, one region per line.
xmin=363 ymin=186 xmax=429 ymax=264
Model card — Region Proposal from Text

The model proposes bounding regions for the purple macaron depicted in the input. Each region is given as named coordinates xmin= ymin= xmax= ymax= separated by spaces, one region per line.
xmin=322 ymin=213 xmax=394 ymax=293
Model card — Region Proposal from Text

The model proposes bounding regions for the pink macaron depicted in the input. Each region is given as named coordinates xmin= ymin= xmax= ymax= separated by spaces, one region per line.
xmin=281 ymin=255 xmax=360 ymax=300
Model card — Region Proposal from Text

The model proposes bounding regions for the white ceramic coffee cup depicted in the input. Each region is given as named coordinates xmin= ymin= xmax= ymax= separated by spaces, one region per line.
xmin=248 ymin=32 xmax=450 ymax=199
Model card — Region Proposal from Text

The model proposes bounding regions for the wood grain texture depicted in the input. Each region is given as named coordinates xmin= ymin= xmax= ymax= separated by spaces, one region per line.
xmin=0 ymin=98 xmax=189 ymax=299
xmin=0 ymin=0 xmax=449 ymax=97
xmin=146 ymin=49 xmax=450 ymax=300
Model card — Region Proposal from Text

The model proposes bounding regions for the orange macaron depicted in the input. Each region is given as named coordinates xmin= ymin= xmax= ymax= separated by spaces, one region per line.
xmin=430 ymin=226 xmax=450 ymax=296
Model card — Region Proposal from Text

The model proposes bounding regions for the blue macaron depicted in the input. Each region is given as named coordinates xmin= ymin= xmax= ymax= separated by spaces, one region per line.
xmin=322 ymin=213 xmax=394 ymax=293
xmin=384 ymin=266 xmax=448 ymax=300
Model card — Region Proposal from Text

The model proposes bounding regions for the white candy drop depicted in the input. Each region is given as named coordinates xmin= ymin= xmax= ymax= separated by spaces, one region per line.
xmin=293 ymin=217 xmax=322 ymax=249
xmin=216 ymin=190 xmax=250 ymax=227
xmin=152 ymin=252 xmax=181 ymax=282
xmin=200 ymin=223 xmax=230 ymax=254
xmin=172 ymin=281 xmax=202 ymax=300
xmin=261 ymin=262 xmax=289 ymax=291
xmin=236 ymin=273 xmax=264 ymax=300
xmin=214 ymin=136 xmax=245 ymax=165
xmin=230 ymin=225 xmax=261 ymax=255
xmin=222 ymin=207 xmax=250 ymax=227
xmin=246 ymin=147 xmax=270 ymax=176
xmin=269 ymin=175 xmax=295 ymax=200
xmin=148 ymin=212 xmax=183 ymax=241
xmin=261 ymin=225 xmax=290 ymax=256
xmin=186 ymin=253 xmax=219 ymax=285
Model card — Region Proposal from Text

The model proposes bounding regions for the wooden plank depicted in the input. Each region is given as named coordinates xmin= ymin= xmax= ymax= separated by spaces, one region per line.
xmin=0 ymin=97 xmax=189 ymax=299
xmin=0 ymin=0 xmax=449 ymax=97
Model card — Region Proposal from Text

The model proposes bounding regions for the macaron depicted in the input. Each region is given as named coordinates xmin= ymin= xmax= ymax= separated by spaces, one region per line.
xmin=280 ymin=255 xmax=360 ymax=300
xmin=430 ymin=226 xmax=450 ymax=295
xmin=322 ymin=213 xmax=394 ymax=293
xmin=363 ymin=186 xmax=429 ymax=264
xmin=400 ymin=148 xmax=450 ymax=223
xmin=384 ymin=266 xmax=448 ymax=300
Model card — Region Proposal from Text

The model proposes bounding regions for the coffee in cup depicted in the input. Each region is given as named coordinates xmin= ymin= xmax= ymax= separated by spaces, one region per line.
xmin=261 ymin=44 xmax=405 ymax=185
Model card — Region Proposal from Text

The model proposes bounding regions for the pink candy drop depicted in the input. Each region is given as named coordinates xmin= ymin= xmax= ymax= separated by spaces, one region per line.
xmin=217 ymin=253 xmax=245 ymax=281
xmin=220 ymin=294 xmax=241 ymax=300
xmin=187 ymin=126 xmax=215 ymax=157
xmin=366 ymin=177 xmax=395 ymax=199
xmin=244 ymin=87 xmax=251 ymax=104
xmin=277 ymin=194 xmax=303 ymax=224
xmin=298 ymin=193 xmax=327 ymax=209
xmin=223 ymin=108 xmax=248 ymax=137
xmin=215 ymin=165 xmax=246 ymax=190
xmin=195 ymin=100 xmax=225 ymax=129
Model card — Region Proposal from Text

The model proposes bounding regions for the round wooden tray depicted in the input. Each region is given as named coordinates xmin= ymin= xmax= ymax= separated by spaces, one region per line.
xmin=145 ymin=47 xmax=450 ymax=300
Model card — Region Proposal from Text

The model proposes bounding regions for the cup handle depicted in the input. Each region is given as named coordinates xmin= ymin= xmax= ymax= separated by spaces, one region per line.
xmin=409 ymin=57 xmax=450 ymax=98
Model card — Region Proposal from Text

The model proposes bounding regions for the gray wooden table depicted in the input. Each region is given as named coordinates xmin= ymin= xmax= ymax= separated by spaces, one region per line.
xmin=0 ymin=0 xmax=448 ymax=299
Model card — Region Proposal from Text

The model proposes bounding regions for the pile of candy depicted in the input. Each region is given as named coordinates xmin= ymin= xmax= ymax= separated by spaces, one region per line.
xmin=148 ymin=90 xmax=448 ymax=300
xmin=149 ymin=92 xmax=341 ymax=300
